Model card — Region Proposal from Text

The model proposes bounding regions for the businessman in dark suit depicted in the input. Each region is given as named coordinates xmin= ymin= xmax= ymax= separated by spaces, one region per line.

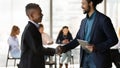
xmin=57 ymin=0 xmax=118 ymax=68
xmin=19 ymin=3 xmax=56 ymax=68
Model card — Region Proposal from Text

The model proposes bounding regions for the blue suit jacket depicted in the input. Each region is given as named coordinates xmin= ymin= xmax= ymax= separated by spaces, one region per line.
xmin=62 ymin=10 xmax=118 ymax=68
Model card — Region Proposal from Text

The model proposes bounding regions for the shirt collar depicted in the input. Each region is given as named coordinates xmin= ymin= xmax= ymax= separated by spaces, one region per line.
xmin=29 ymin=20 xmax=39 ymax=28
xmin=86 ymin=10 xmax=96 ymax=19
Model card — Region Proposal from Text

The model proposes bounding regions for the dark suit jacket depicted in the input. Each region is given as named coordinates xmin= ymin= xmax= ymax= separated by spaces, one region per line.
xmin=19 ymin=21 xmax=55 ymax=68
xmin=61 ymin=10 xmax=118 ymax=68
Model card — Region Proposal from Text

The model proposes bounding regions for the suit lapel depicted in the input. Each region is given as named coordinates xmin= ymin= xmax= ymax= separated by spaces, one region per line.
xmin=89 ymin=11 xmax=99 ymax=43
xmin=82 ymin=18 xmax=87 ymax=40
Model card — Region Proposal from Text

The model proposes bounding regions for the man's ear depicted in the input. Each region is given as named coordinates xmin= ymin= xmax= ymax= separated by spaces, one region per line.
xmin=28 ymin=12 xmax=34 ymax=20
xmin=90 ymin=1 xmax=93 ymax=6
xmin=30 ymin=13 xmax=34 ymax=18
xmin=89 ymin=1 xmax=93 ymax=8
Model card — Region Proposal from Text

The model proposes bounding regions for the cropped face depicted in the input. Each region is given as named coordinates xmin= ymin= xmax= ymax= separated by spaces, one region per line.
xmin=39 ymin=27 xmax=44 ymax=33
xmin=81 ymin=0 xmax=91 ymax=14
xmin=63 ymin=28 xmax=69 ymax=35
xmin=16 ymin=29 xmax=20 ymax=35
xmin=31 ymin=8 xmax=43 ymax=23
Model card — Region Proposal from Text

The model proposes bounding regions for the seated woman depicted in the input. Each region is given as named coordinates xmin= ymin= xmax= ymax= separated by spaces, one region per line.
xmin=7 ymin=25 xmax=21 ymax=58
xmin=39 ymin=24 xmax=53 ymax=45
xmin=56 ymin=26 xmax=73 ymax=68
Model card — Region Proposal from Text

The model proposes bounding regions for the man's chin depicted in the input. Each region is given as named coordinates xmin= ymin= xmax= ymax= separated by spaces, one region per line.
xmin=38 ymin=19 xmax=42 ymax=23
xmin=83 ymin=11 xmax=87 ymax=14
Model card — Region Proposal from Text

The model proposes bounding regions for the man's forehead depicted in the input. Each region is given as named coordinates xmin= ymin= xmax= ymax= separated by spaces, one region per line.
xmin=31 ymin=8 xmax=42 ymax=12
xmin=82 ymin=0 xmax=87 ymax=2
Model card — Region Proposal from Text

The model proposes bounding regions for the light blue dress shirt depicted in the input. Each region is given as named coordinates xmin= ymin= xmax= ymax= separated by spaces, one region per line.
xmin=8 ymin=36 xmax=21 ymax=58
xmin=84 ymin=11 xmax=96 ymax=42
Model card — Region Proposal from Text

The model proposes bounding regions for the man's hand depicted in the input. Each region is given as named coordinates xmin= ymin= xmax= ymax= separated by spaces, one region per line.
xmin=85 ymin=44 xmax=95 ymax=52
xmin=56 ymin=45 xmax=62 ymax=55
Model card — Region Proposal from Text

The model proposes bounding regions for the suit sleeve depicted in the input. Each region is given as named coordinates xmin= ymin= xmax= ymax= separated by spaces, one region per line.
xmin=95 ymin=17 xmax=118 ymax=52
xmin=61 ymin=22 xmax=84 ymax=53
xmin=61 ymin=30 xmax=80 ymax=53
xmin=24 ymin=30 xmax=42 ymax=54
xmin=42 ymin=47 xmax=56 ymax=56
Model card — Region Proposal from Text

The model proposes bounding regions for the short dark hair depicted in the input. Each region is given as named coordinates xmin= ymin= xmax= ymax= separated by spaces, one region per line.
xmin=87 ymin=0 xmax=103 ymax=8
xmin=25 ymin=3 xmax=41 ymax=16
xmin=58 ymin=26 xmax=72 ymax=36
xmin=39 ymin=24 xmax=44 ymax=28
xmin=62 ymin=26 xmax=68 ymax=29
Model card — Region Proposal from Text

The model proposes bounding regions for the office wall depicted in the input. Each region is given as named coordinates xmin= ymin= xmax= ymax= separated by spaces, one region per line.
xmin=1 ymin=0 xmax=120 ymax=43
xmin=106 ymin=0 xmax=120 ymax=35
xmin=0 ymin=0 xmax=50 ymax=43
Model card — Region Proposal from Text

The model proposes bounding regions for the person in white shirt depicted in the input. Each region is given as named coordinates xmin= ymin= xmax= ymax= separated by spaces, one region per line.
xmin=38 ymin=24 xmax=53 ymax=45
xmin=8 ymin=25 xmax=21 ymax=58
xmin=110 ymin=28 xmax=120 ymax=68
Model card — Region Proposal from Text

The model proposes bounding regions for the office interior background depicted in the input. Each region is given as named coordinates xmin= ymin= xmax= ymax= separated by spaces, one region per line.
xmin=0 ymin=0 xmax=120 ymax=68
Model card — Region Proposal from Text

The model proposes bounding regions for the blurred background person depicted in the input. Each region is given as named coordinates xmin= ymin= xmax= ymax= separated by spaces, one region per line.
xmin=39 ymin=24 xmax=53 ymax=45
xmin=7 ymin=25 xmax=21 ymax=58
xmin=38 ymin=24 xmax=54 ymax=63
xmin=56 ymin=26 xmax=73 ymax=68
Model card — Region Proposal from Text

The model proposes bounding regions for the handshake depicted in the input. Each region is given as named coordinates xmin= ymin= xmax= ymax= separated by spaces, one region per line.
xmin=55 ymin=45 xmax=63 ymax=55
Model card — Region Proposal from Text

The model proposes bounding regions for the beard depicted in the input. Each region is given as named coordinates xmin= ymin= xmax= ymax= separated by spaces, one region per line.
xmin=83 ymin=5 xmax=90 ymax=14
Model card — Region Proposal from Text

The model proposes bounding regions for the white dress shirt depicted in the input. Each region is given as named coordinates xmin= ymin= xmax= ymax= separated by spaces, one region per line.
xmin=42 ymin=32 xmax=53 ymax=45
xmin=8 ymin=36 xmax=21 ymax=58
xmin=29 ymin=20 xmax=39 ymax=28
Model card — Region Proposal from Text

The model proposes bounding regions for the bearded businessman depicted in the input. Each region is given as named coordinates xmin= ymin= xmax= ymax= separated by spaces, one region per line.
xmin=57 ymin=0 xmax=118 ymax=68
